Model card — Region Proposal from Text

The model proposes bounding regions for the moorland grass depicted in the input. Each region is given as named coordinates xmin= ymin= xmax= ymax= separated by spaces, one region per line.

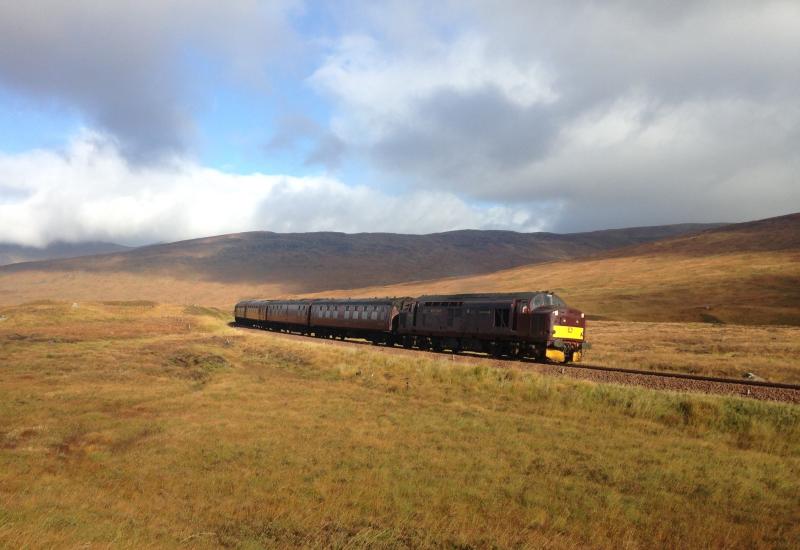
xmin=0 ymin=302 xmax=798 ymax=548
xmin=586 ymin=320 xmax=800 ymax=384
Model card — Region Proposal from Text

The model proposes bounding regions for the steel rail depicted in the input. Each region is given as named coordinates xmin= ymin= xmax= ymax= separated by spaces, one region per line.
xmin=531 ymin=361 xmax=800 ymax=391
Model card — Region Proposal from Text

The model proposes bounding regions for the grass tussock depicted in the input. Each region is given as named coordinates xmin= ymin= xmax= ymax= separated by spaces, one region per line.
xmin=586 ymin=320 xmax=800 ymax=383
xmin=0 ymin=301 xmax=798 ymax=548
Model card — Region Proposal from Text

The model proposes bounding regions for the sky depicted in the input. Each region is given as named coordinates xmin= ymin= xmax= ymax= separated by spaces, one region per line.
xmin=0 ymin=0 xmax=798 ymax=247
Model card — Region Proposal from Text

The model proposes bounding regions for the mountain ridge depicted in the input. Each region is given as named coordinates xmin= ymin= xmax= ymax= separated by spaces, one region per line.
xmin=0 ymin=223 xmax=723 ymax=292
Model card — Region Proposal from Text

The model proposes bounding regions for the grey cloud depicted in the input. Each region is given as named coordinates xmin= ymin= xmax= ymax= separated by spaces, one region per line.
xmin=266 ymin=114 xmax=322 ymax=150
xmin=267 ymin=113 xmax=347 ymax=170
xmin=316 ymin=0 xmax=800 ymax=229
xmin=468 ymin=0 xmax=800 ymax=101
xmin=0 ymin=1 xmax=300 ymax=161
xmin=372 ymin=86 xmax=558 ymax=189
xmin=305 ymin=133 xmax=346 ymax=170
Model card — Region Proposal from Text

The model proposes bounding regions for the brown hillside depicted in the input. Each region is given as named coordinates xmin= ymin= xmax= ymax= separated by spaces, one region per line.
xmin=601 ymin=212 xmax=800 ymax=257
xmin=313 ymin=213 xmax=800 ymax=325
xmin=0 ymin=223 xmax=717 ymax=305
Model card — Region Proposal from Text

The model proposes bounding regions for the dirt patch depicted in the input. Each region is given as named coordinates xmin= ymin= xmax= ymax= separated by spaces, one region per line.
xmin=1 ymin=426 xmax=42 ymax=449
xmin=165 ymin=351 xmax=230 ymax=383
xmin=700 ymin=313 xmax=725 ymax=324
xmin=183 ymin=305 xmax=229 ymax=319
xmin=109 ymin=424 xmax=164 ymax=454
xmin=49 ymin=424 xmax=88 ymax=458
xmin=101 ymin=300 xmax=158 ymax=308
xmin=3 ymin=333 xmax=78 ymax=344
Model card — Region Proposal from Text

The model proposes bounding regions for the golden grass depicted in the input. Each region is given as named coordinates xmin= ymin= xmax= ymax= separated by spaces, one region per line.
xmin=0 ymin=270 xmax=286 ymax=308
xmin=1 ymin=302 xmax=799 ymax=548
xmin=587 ymin=320 xmax=800 ymax=384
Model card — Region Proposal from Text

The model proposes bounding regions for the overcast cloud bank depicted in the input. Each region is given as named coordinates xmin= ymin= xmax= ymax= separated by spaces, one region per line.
xmin=312 ymin=0 xmax=800 ymax=231
xmin=0 ymin=0 xmax=798 ymax=245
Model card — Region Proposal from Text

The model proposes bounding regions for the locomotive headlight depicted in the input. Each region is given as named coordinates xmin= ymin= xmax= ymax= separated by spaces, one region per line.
xmin=581 ymin=313 xmax=585 ymax=319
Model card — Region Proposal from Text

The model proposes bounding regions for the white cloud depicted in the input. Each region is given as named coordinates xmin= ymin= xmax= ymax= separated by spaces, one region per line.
xmin=0 ymin=131 xmax=547 ymax=247
xmin=310 ymin=34 xmax=556 ymax=143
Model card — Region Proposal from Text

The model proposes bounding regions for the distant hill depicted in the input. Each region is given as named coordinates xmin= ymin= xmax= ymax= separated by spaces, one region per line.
xmin=0 ymin=241 xmax=131 ymax=266
xmin=602 ymin=212 xmax=800 ymax=257
xmin=0 ymin=223 xmax=721 ymax=292
xmin=330 ymin=213 xmax=800 ymax=325
xmin=1 ymin=214 xmax=797 ymax=325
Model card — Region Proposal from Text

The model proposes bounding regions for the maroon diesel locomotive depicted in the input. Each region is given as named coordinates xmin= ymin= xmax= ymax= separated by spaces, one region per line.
xmin=234 ymin=292 xmax=585 ymax=363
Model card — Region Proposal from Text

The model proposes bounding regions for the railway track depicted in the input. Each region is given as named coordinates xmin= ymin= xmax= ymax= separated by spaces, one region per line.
xmin=519 ymin=359 xmax=800 ymax=404
xmin=234 ymin=324 xmax=800 ymax=403
xmin=532 ymin=360 xmax=800 ymax=390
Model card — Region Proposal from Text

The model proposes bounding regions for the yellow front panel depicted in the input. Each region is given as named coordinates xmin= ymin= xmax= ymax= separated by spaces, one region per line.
xmin=553 ymin=325 xmax=584 ymax=340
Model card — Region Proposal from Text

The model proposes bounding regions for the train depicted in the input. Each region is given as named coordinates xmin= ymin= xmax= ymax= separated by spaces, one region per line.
xmin=234 ymin=292 xmax=585 ymax=363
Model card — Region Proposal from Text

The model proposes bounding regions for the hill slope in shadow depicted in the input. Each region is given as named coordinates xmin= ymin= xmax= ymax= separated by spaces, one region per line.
xmin=0 ymin=223 xmax=720 ymax=293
